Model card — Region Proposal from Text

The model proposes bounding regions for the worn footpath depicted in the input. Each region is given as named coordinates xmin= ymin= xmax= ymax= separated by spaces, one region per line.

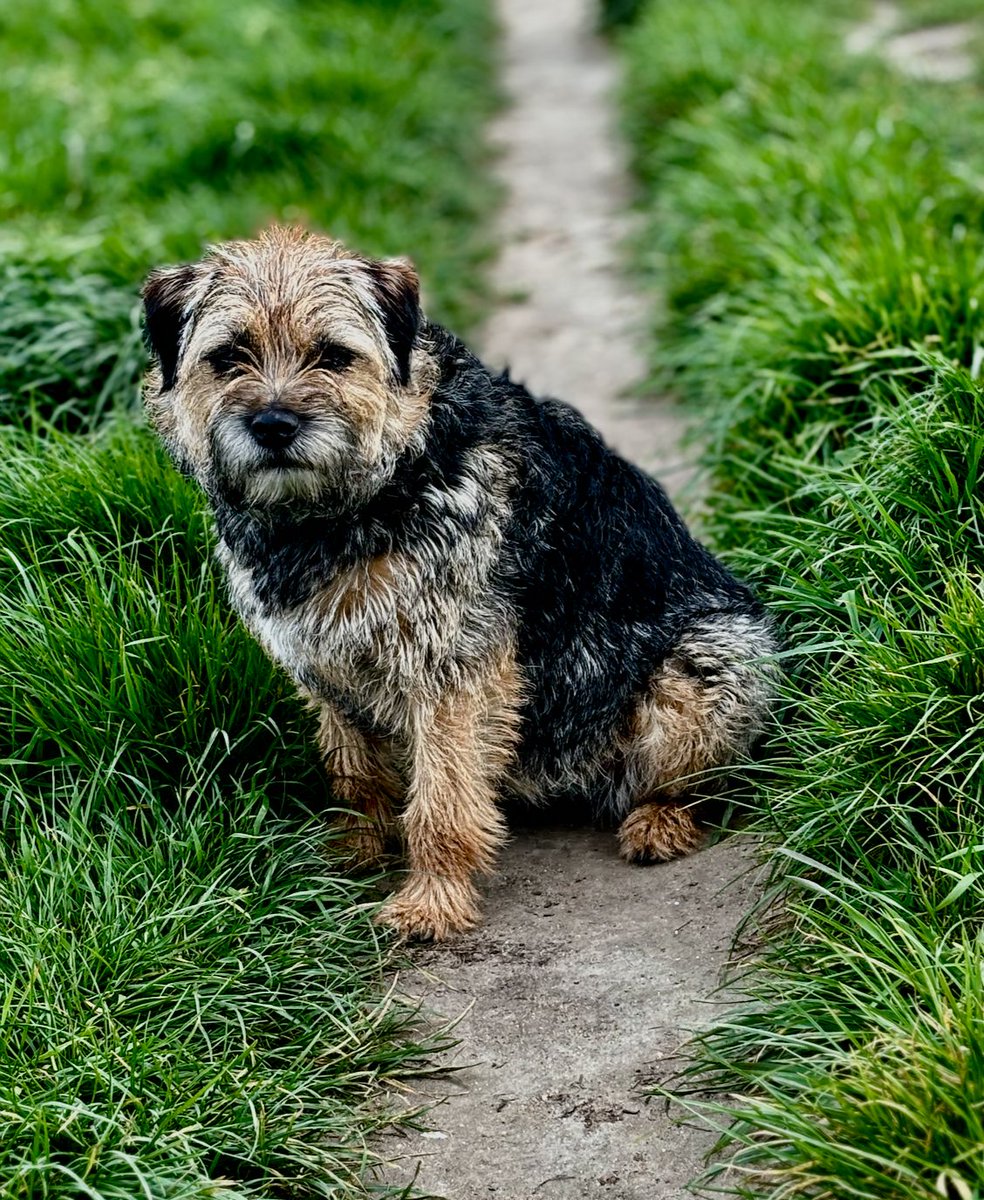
xmin=381 ymin=2 xmax=760 ymax=1197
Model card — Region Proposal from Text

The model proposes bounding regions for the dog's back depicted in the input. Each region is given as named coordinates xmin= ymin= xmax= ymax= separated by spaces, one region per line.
xmin=426 ymin=328 xmax=776 ymax=823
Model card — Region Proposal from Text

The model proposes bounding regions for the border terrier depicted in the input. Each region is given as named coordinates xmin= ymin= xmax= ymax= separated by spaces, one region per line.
xmin=142 ymin=225 xmax=777 ymax=941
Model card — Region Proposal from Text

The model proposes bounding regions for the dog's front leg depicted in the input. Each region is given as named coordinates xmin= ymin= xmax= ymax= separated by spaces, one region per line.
xmin=378 ymin=683 xmax=509 ymax=941
xmin=318 ymin=702 xmax=402 ymax=868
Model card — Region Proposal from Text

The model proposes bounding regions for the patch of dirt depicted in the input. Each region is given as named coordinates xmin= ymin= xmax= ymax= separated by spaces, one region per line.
xmin=845 ymin=1 xmax=902 ymax=55
xmin=884 ymin=22 xmax=976 ymax=82
xmin=381 ymin=830 xmax=761 ymax=1199
xmin=377 ymin=1 xmax=759 ymax=1196
xmin=478 ymin=0 xmax=695 ymax=497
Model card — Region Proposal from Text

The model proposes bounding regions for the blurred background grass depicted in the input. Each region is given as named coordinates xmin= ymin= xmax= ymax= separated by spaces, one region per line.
xmin=0 ymin=1 xmax=496 ymax=1196
xmin=0 ymin=0 xmax=497 ymax=428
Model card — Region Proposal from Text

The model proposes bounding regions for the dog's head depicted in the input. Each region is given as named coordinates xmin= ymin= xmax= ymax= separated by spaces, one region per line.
xmin=142 ymin=225 xmax=433 ymax=509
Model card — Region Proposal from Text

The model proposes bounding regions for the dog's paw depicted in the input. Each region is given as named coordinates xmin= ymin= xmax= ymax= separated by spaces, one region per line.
xmin=376 ymin=874 xmax=480 ymax=942
xmin=618 ymin=801 xmax=704 ymax=864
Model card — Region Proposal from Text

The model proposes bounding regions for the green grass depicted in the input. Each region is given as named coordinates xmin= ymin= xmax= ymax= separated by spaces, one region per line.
xmin=0 ymin=421 xmax=450 ymax=1198
xmin=0 ymin=772 xmax=431 ymax=1199
xmin=0 ymin=246 xmax=145 ymax=430
xmin=0 ymin=0 xmax=496 ymax=1194
xmin=617 ymin=1 xmax=984 ymax=1196
xmin=2 ymin=0 xmax=497 ymax=310
xmin=0 ymin=0 xmax=497 ymax=428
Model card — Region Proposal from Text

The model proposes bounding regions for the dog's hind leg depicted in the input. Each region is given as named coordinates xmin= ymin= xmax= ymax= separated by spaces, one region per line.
xmin=617 ymin=611 xmax=777 ymax=864
xmin=318 ymin=702 xmax=402 ymax=868
xmin=378 ymin=647 xmax=522 ymax=941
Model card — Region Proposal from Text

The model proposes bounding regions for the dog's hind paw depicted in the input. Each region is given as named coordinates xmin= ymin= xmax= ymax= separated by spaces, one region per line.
xmin=618 ymin=800 xmax=704 ymax=864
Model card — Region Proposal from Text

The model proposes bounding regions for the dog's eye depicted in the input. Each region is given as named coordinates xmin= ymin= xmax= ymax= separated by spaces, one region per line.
xmin=204 ymin=340 xmax=256 ymax=377
xmin=311 ymin=340 xmax=355 ymax=373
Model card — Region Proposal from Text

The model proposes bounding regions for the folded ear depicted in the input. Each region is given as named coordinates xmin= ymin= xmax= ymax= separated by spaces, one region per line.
xmin=366 ymin=257 xmax=421 ymax=386
xmin=142 ymin=264 xmax=198 ymax=391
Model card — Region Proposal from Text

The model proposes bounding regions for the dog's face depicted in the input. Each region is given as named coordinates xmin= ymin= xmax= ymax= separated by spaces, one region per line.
xmin=142 ymin=226 xmax=432 ymax=508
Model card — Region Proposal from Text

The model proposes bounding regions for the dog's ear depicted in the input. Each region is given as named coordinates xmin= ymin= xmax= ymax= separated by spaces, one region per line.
xmin=142 ymin=264 xmax=198 ymax=391
xmin=366 ymin=257 xmax=421 ymax=386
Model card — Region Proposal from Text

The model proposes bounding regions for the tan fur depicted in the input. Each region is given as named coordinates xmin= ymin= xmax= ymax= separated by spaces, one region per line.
xmin=144 ymin=227 xmax=437 ymax=493
xmin=616 ymin=611 xmax=778 ymax=857
xmin=378 ymin=644 xmax=525 ymax=940
xmin=313 ymin=553 xmax=402 ymax=626
xmin=618 ymin=801 xmax=704 ymax=863
xmin=622 ymin=661 xmax=727 ymax=800
xmin=316 ymin=703 xmax=402 ymax=868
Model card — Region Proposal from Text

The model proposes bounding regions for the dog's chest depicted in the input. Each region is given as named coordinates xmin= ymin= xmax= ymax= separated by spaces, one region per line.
xmin=216 ymin=529 xmax=505 ymax=717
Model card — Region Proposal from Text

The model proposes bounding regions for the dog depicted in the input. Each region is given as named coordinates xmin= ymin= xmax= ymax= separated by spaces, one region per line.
xmin=142 ymin=225 xmax=777 ymax=941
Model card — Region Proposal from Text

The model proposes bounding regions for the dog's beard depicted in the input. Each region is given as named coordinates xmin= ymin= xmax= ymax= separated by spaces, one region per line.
xmin=243 ymin=466 xmax=329 ymax=504
xmin=207 ymin=415 xmax=391 ymax=512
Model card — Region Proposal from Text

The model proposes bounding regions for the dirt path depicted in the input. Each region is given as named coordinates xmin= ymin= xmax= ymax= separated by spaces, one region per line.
xmin=480 ymin=0 xmax=691 ymax=492
xmin=380 ymin=2 xmax=759 ymax=1197
xmin=846 ymin=1 xmax=976 ymax=80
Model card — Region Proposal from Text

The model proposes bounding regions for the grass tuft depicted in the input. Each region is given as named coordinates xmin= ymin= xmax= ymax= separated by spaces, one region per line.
xmin=0 ymin=775 xmax=431 ymax=1200
xmin=0 ymin=245 xmax=144 ymax=430
xmin=0 ymin=416 xmax=450 ymax=1197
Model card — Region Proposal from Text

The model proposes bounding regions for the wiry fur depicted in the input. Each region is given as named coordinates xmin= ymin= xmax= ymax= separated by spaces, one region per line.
xmin=142 ymin=226 xmax=778 ymax=941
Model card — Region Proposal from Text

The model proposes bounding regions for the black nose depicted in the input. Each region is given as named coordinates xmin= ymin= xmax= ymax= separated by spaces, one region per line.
xmin=249 ymin=408 xmax=301 ymax=450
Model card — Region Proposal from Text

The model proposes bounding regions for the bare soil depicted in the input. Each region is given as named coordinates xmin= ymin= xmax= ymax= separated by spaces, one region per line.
xmin=379 ymin=2 xmax=761 ymax=1196
xmin=381 ymin=829 xmax=760 ymax=1200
